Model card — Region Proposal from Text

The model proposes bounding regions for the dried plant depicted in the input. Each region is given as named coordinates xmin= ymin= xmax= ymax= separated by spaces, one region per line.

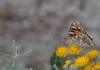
xmin=0 ymin=40 xmax=32 ymax=70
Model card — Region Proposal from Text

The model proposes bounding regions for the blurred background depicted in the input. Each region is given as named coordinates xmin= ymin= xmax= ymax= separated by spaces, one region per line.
xmin=0 ymin=0 xmax=100 ymax=70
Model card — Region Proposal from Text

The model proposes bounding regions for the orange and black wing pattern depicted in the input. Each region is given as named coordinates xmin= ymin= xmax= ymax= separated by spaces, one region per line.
xmin=65 ymin=20 xmax=95 ymax=48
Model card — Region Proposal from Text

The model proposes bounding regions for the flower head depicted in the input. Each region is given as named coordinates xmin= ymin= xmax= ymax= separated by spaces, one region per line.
xmin=69 ymin=45 xmax=83 ymax=55
xmin=85 ymin=50 xmax=100 ymax=59
xmin=94 ymin=63 xmax=100 ymax=69
xmin=74 ymin=56 xmax=90 ymax=67
xmin=56 ymin=46 xmax=69 ymax=57
xmin=65 ymin=60 xmax=72 ymax=64
xmin=63 ymin=60 xmax=72 ymax=69
xmin=84 ymin=65 xmax=95 ymax=70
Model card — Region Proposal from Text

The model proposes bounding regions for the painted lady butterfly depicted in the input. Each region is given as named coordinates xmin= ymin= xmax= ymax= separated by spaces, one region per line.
xmin=64 ymin=20 xmax=95 ymax=48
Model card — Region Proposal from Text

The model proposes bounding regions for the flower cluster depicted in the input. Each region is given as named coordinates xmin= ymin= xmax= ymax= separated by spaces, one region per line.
xmin=51 ymin=45 xmax=100 ymax=70
xmin=61 ymin=48 xmax=100 ymax=70
xmin=56 ymin=45 xmax=83 ymax=57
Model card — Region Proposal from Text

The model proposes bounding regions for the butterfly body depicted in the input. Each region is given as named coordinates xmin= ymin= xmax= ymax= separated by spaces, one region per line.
xmin=65 ymin=20 xmax=95 ymax=48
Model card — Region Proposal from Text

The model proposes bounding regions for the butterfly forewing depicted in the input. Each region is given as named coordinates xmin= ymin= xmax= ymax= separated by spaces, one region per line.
xmin=65 ymin=20 xmax=95 ymax=48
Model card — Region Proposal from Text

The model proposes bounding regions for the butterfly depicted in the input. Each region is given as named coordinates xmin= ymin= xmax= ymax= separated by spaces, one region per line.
xmin=64 ymin=20 xmax=95 ymax=48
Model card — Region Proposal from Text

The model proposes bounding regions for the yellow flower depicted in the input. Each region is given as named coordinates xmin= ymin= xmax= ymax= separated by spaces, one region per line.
xmin=74 ymin=56 xmax=90 ymax=67
xmin=65 ymin=60 xmax=72 ymax=64
xmin=84 ymin=65 xmax=95 ymax=70
xmin=85 ymin=50 xmax=100 ymax=59
xmin=94 ymin=63 xmax=100 ymax=69
xmin=69 ymin=45 xmax=83 ymax=55
xmin=63 ymin=64 xmax=67 ymax=69
xmin=56 ymin=46 xmax=69 ymax=57
xmin=63 ymin=60 xmax=72 ymax=69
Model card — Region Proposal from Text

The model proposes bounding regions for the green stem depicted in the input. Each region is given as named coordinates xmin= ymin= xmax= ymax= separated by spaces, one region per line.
xmin=53 ymin=64 xmax=59 ymax=70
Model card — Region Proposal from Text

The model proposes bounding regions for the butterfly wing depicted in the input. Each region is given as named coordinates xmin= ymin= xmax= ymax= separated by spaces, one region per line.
xmin=65 ymin=20 xmax=95 ymax=48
